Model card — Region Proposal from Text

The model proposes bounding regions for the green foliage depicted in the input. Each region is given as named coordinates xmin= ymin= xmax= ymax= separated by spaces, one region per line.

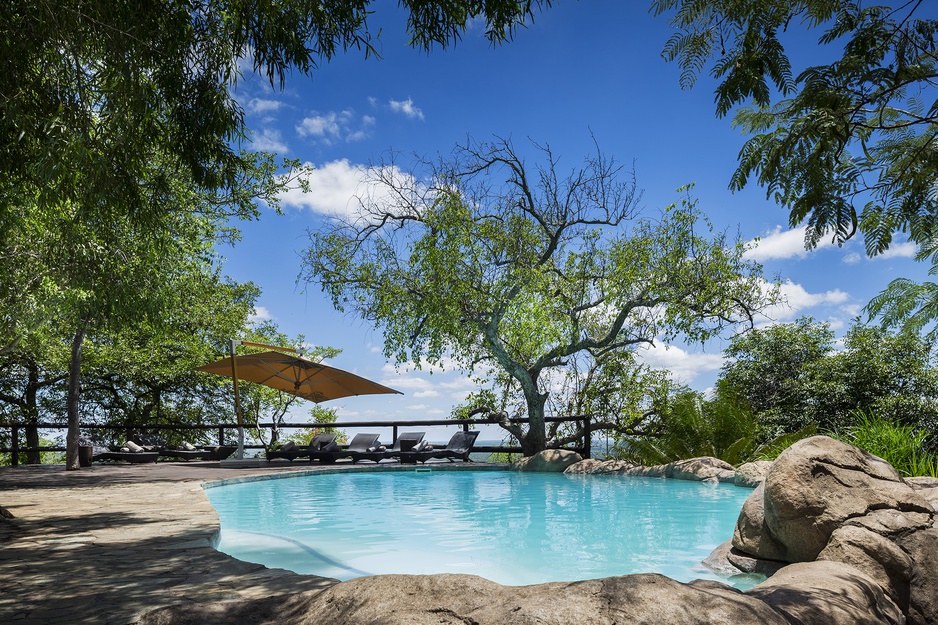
xmin=719 ymin=316 xmax=835 ymax=433
xmin=719 ymin=318 xmax=938 ymax=435
xmin=654 ymin=1 xmax=938 ymax=333
xmin=613 ymin=389 xmax=815 ymax=466
xmin=305 ymin=137 xmax=776 ymax=454
xmin=831 ymin=411 xmax=938 ymax=478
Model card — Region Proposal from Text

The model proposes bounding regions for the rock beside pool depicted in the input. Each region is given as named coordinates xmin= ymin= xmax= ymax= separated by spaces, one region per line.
xmin=564 ymin=459 xmax=638 ymax=474
xmin=667 ymin=457 xmax=736 ymax=483
xmin=732 ymin=482 xmax=789 ymax=562
xmin=734 ymin=460 xmax=773 ymax=488
xmin=512 ymin=449 xmax=582 ymax=472
xmin=140 ymin=571 xmax=796 ymax=625
xmin=619 ymin=463 xmax=669 ymax=477
xmin=565 ymin=457 xmax=736 ymax=482
xmin=762 ymin=436 xmax=932 ymax=563
xmin=748 ymin=561 xmax=904 ymax=625
xmin=727 ymin=435 xmax=938 ymax=625
xmin=703 ymin=539 xmax=786 ymax=579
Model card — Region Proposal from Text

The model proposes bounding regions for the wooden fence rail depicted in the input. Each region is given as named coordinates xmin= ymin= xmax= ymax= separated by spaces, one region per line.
xmin=0 ymin=415 xmax=592 ymax=465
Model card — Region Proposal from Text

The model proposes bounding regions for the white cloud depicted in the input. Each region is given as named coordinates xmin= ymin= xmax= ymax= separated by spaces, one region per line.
xmin=635 ymin=343 xmax=724 ymax=384
xmin=295 ymin=109 xmax=372 ymax=144
xmin=413 ymin=390 xmax=441 ymax=398
xmin=879 ymin=241 xmax=917 ymax=259
xmin=389 ymin=98 xmax=425 ymax=120
xmin=246 ymin=98 xmax=283 ymax=115
xmin=278 ymin=159 xmax=423 ymax=219
xmin=248 ymin=306 xmax=272 ymax=323
xmin=250 ymin=128 xmax=288 ymax=153
xmin=843 ymin=252 xmax=862 ymax=265
xmin=760 ymin=279 xmax=851 ymax=322
xmin=380 ymin=376 xmax=435 ymax=391
xmin=745 ymin=226 xmax=836 ymax=261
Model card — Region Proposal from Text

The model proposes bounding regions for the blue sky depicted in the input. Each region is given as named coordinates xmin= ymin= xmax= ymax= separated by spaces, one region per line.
xmin=221 ymin=1 xmax=929 ymax=439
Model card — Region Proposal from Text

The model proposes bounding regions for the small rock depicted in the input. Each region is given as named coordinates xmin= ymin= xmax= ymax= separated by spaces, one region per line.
xmin=734 ymin=461 xmax=773 ymax=488
xmin=667 ymin=457 xmax=736 ymax=482
xmin=512 ymin=449 xmax=582 ymax=472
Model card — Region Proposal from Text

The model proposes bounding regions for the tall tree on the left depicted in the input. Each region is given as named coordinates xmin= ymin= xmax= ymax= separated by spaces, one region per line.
xmin=1 ymin=0 xmax=551 ymax=469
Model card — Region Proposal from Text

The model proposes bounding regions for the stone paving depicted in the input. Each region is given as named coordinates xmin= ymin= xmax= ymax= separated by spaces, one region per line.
xmin=0 ymin=461 xmax=348 ymax=625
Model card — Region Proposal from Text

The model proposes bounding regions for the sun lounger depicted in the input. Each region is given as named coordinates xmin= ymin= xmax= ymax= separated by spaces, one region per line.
xmin=347 ymin=431 xmax=426 ymax=463
xmin=400 ymin=431 xmax=480 ymax=464
xmin=267 ymin=433 xmax=337 ymax=462
xmin=200 ymin=445 xmax=238 ymax=461
xmin=132 ymin=433 xmax=209 ymax=461
xmin=309 ymin=433 xmax=379 ymax=464
xmin=81 ymin=437 xmax=160 ymax=464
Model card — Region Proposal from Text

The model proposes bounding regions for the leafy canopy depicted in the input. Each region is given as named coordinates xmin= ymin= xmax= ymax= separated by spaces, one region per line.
xmin=654 ymin=0 xmax=938 ymax=332
xmin=304 ymin=137 xmax=775 ymax=454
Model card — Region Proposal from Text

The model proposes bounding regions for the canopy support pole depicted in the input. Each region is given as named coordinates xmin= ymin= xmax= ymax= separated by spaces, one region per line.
xmin=230 ymin=339 xmax=244 ymax=459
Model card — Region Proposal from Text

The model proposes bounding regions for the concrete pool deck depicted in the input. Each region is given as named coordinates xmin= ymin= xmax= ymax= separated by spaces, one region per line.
xmin=0 ymin=460 xmax=494 ymax=624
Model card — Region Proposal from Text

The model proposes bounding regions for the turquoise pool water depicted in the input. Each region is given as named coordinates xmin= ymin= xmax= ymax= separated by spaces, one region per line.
xmin=205 ymin=470 xmax=753 ymax=587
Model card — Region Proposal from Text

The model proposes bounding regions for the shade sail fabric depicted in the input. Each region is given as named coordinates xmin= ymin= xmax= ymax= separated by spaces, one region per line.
xmin=196 ymin=351 xmax=401 ymax=403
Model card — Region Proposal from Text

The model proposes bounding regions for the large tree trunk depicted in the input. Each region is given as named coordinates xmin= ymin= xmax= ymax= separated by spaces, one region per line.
xmin=65 ymin=325 xmax=86 ymax=471
xmin=25 ymin=363 xmax=40 ymax=464
xmin=520 ymin=390 xmax=549 ymax=456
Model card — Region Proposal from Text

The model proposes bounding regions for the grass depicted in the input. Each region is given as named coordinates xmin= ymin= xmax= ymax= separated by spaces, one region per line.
xmin=830 ymin=411 xmax=938 ymax=478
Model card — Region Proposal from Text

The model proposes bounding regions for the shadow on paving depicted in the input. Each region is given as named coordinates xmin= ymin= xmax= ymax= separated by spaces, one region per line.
xmin=0 ymin=465 xmax=335 ymax=625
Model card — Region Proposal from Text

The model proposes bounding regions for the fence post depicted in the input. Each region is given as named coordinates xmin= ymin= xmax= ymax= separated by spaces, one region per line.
xmin=11 ymin=426 xmax=19 ymax=467
xmin=583 ymin=416 xmax=591 ymax=459
xmin=392 ymin=425 xmax=398 ymax=445
xmin=218 ymin=427 xmax=225 ymax=446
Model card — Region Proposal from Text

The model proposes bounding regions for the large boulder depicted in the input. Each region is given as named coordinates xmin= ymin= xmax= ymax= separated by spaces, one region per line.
xmin=762 ymin=436 xmax=932 ymax=562
xmin=748 ymin=561 xmax=904 ymax=625
xmin=731 ymin=482 xmax=788 ymax=562
xmin=667 ymin=457 xmax=736 ymax=483
xmin=512 ymin=449 xmax=582 ymax=472
xmin=141 ymin=572 xmax=793 ymax=625
xmin=734 ymin=461 xmax=773 ymax=488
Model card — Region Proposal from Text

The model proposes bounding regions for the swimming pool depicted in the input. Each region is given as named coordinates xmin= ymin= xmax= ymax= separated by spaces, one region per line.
xmin=205 ymin=469 xmax=752 ymax=587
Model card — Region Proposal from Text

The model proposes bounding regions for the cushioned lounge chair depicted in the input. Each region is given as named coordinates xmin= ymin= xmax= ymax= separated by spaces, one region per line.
xmin=81 ymin=438 xmax=160 ymax=464
xmin=133 ymin=434 xmax=209 ymax=461
xmin=309 ymin=433 xmax=379 ymax=464
xmin=348 ymin=431 xmax=426 ymax=463
xmin=400 ymin=431 xmax=480 ymax=464
xmin=200 ymin=445 xmax=238 ymax=461
xmin=267 ymin=433 xmax=337 ymax=462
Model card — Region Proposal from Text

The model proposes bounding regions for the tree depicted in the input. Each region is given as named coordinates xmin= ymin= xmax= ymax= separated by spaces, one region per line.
xmin=821 ymin=323 xmax=938 ymax=431
xmin=303 ymin=137 xmax=776 ymax=455
xmin=453 ymin=347 xmax=677 ymax=448
xmin=2 ymin=0 xmax=556 ymax=469
xmin=0 ymin=326 xmax=69 ymax=464
xmin=718 ymin=317 xmax=938 ymax=434
xmin=653 ymin=1 xmax=938 ymax=331
xmin=718 ymin=317 xmax=835 ymax=433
